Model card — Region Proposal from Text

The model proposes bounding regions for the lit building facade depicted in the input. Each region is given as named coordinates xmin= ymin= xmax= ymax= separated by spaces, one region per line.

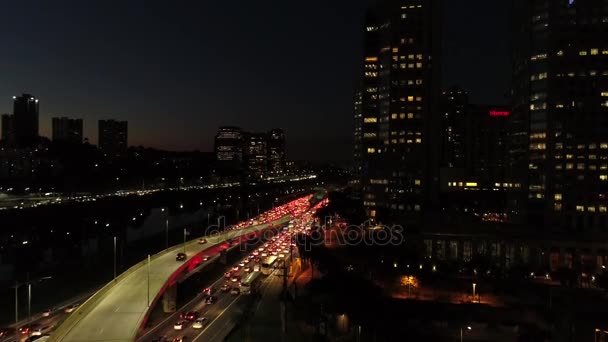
xmin=12 ymin=94 xmax=39 ymax=146
xmin=52 ymin=117 xmax=83 ymax=144
xmin=513 ymin=0 xmax=608 ymax=230
xmin=439 ymin=87 xmax=522 ymax=219
xmin=267 ymin=128 xmax=286 ymax=174
xmin=98 ymin=119 xmax=128 ymax=156
xmin=356 ymin=0 xmax=442 ymax=222
xmin=244 ymin=132 xmax=267 ymax=180
xmin=214 ymin=126 xmax=244 ymax=162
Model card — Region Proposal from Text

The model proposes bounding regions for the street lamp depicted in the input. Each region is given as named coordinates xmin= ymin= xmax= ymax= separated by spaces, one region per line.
xmin=113 ymin=236 xmax=117 ymax=280
xmin=13 ymin=276 xmax=52 ymax=338
xmin=161 ymin=207 xmax=169 ymax=249
xmin=472 ymin=283 xmax=477 ymax=303
xmin=460 ymin=326 xmax=471 ymax=342
xmin=183 ymin=228 xmax=187 ymax=254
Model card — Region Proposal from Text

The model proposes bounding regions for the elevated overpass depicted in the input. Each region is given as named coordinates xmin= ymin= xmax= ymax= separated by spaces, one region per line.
xmin=50 ymin=195 xmax=316 ymax=342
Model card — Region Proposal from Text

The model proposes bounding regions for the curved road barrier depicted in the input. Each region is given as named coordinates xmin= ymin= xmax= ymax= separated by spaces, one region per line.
xmin=50 ymin=197 xmax=313 ymax=342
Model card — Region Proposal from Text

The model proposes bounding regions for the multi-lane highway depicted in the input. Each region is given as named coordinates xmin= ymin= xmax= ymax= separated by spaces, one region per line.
xmin=48 ymin=194 xmax=317 ymax=342
xmin=137 ymin=203 xmax=323 ymax=342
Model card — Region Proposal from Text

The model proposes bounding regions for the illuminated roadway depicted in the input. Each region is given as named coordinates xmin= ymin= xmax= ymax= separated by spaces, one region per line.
xmin=50 ymin=208 xmax=301 ymax=342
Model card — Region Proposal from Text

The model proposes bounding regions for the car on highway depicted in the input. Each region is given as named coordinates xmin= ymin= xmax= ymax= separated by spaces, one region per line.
xmin=151 ymin=336 xmax=167 ymax=342
xmin=232 ymin=266 xmax=240 ymax=272
xmin=181 ymin=311 xmax=201 ymax=322
xmin=176 ymin=253 xmax=187 ymax=261
xmin=231 ymin=275 xmax=240 ymax=283
xmin=238 ymin=261 xmax=245 ymax=267
xmin=202 ymin=255 xmax=210 ymax=261
xmin=172 ymin=336 xmax=187 ymax=342
xmin=244 ymin=266 xmax=251 ymax=273
xmin=41 ymin=308 xmax=52 ymax=317
xmin=202 ymin=287 xmax=213 ymax=296
xmin=230 ymin=287 xmax=240 ymax=295
xmin=192 ymin=317 xmax=208 ymax=329
xmin=197 ymin=238 xmax=207 ymax=244
xmin=173 ymin=321 xmax=186 ymax=330
xmin=64 ymin=304 xmax=79 ymax=313
xmin=30 ymin=328 xmax=43 ymax=337
xmin=205 ymin=296 xmax=216 ymax=305
xmin=224 ymin=271 xmax=231 ymax=278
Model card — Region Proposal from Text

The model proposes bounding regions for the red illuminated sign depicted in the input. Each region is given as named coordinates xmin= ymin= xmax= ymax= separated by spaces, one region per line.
xmin=489 ymin=110 xmax=510 ymax=117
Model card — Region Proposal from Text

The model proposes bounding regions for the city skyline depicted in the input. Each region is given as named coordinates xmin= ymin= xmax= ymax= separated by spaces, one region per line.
xmin=0 ymin=0 xmax=511 ymax=161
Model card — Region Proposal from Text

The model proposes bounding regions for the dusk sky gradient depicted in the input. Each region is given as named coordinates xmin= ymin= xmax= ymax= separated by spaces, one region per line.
xmin=0 ymin=0 xmax=510 ymax=162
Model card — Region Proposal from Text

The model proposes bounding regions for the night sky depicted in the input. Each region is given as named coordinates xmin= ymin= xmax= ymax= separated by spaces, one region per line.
xmin=0 ymin=0 xmax=510 ymax=162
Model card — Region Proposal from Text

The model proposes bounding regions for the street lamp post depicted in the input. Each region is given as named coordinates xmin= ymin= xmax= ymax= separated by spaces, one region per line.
xmin=147 ymin=254 xmax=151 ymax=307
xmin=162 ymin=207 xmax=169 ymax=249
xmin=13 ymin=276 xmax=52 ymax=338
xmin=472 ymin=283 xmax=477 ymax=303
xmin=113 ymin=236 xmax=117 ymax=280
xmin=14 ymin=285 xmax=18 ymax=337
xmin=460 ymin=326 xmax=471 ymax=342
xmin=27 ymin=284 xmax=31 ymax=333
xmin=183 ymin=228 xmax=187 ymax=254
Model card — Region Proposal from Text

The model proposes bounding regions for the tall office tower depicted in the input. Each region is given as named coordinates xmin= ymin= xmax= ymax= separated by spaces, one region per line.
xmin=244 ymin=133 xmax=268 ymax=180
xmin=12 ymin=94 xmax=39 ymax=146
xmin=513 ymin=0 xmax=608 ymax=230
xmin=439 ymin=87 xmax=519 ymax=216
xmin=52 ymin=117 xmax=83 ymax=144
xmin=356 ymin=0 xmax=442 ymax=222
xmin=267 ymin=128 xmax=286 ymax=174
xmin=215 ymin=127 xmax=244 ymax=162
xmin=98 ymin=119 xmax=128 ymax=156
xmin=353 ymin=88 xmax=364 ymax=189
xmin=440 ymin=87 xmax=469 ymax=169
xmin=1 ymin=114 xmax=14 ymax=142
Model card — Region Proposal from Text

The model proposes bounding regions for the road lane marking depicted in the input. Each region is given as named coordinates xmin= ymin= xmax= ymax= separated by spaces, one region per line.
xmin=192 ymin=295 xmax=241 ymax=342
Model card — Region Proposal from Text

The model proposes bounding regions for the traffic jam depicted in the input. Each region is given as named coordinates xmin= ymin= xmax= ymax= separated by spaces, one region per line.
xmin=147 ymin=195 xmax=325 ymax=342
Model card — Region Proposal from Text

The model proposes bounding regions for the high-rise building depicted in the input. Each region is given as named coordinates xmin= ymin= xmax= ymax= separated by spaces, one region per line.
xmin=512 ymin=0 xmax=608 ymax=231
xmin=244 ymin=133 xmax=267 ymax=180
xmin=12 ymin=94 xmax=39 ymax=146
xmin=355 ymin=0 xmax=442 ymax=222
xmin=439 ymin=87 xmax=521 ymax=217
xmin=1 ymin=114 xmax=14 ymax=143
xmin=267 ymin=128 xmax=286 ymax=174
xmin=352 ymin=89 xmax=364 ymax=189
xmin=440 ymin=87 xmax=469 ymax=169
xmin=52 ymin=117 xmax=83 ymax=144
xmin=215 ymin=127 xmax=244 ymax=162
xmin=98 ymin=119 xmax=128 ymax=155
